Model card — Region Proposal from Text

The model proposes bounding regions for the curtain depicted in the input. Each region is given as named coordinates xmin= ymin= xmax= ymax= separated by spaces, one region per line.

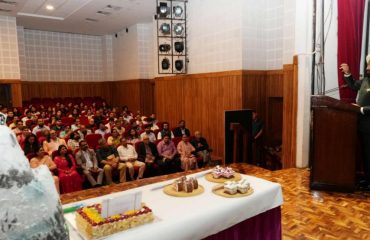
xmin=337 ymin=0 xmax=366 ymax=103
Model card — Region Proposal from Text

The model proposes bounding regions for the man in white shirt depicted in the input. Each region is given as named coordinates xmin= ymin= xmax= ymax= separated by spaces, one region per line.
xmin=117 ymin=138 xmax=145 ymax=180
xmin=140 ymin=125 xmax=156 ymax=142
xmin=75 ymin=140 xmax=104 ymax=187
xmin=32 ymin=119 xmax=50 ymax=135
xmin=95 ymin=123 xmax=110 ymax=137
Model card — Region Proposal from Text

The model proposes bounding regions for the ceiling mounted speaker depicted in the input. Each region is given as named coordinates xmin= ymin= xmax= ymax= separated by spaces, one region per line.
xmin=160 ymin=23 xmax=171 ymax=34
xmin=159 ymin=44 xmax=171 ymax=52
xmin=174 ymin=42 xmax=184 ymax=53
xmin=162 ymin=58 xmax=170 ymax=70
xmin=173 ymin=5 xmax=183 ymax=17
xmin=157 ymin=2 xmax=169 ymax=18
xmin=173 ymin=23 xmax=184 ymax=35
xmin=175 ymin=60 xmax=184 ymax=71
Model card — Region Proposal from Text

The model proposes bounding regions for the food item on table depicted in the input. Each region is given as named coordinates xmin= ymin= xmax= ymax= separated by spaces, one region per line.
xmin=172 ymin=176 xmax=199 ymax=193
xmin=237 ymin=179 xmax=250 ymax=194
xmin=223 ymin=179 xmax=251 ymax=195
xmin=75 ymin=203 xmax=154 ymax=239
xmin=224 ymin=181 xmax=238 ymax=195
xmin=211 ymin=165 xmax=235 ymax=179
xmin=184 ymin=181 xmax=194 ymax=193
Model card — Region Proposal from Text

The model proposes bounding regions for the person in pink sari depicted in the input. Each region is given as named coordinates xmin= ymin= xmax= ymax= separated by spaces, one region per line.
xmin=177 ymin=135 xmax=197 ymax=171
xmin=53 ymin=145 xmax=82 ymax=193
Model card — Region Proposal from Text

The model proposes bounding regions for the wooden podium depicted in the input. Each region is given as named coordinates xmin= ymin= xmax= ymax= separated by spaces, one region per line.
xmin=310 ymin=96 xmax=360 ymax=192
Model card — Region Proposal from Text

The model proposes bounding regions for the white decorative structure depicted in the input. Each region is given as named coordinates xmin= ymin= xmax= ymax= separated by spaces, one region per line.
xmin=0 ymin=115 xmax=68 ymax=240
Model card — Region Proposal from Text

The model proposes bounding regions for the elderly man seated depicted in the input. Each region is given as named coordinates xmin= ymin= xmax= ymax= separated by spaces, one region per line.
xmin=190 ymin=131 xmax=211 ymax=167
xmin=117 ymin=138 xmax=145 ymax=180
xmin=75 ymin=140 xmax=104 ymax=187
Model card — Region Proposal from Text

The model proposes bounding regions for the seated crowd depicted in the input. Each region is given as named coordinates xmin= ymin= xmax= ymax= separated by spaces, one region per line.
xmin=0 ymin=99 xmax=211 ymax=194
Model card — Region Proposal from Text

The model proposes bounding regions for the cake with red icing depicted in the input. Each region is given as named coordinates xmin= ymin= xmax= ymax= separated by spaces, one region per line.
xmin=75 ymin=203 xmax=154 ymax=239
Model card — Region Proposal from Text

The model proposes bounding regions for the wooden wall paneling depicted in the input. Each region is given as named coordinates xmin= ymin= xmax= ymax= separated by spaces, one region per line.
xmin=139 ymin=79 xmax=155 ymax=116
xmin=241 ymin=71 xmax=267 ymax=121
xmin=265 ymin=70 xmax=284 ymax=146
xmin=111 ymin=80 xmax=141 ymax=112
xmin=155 ymin=71 xmax=244 ymax=160
xmin=282 ymin=56 xmax=298 ymax=168
xmin=10 ymin=82 xmax=22 ymax=107
xmin=155 ymin=76 xmax=184 ymax=129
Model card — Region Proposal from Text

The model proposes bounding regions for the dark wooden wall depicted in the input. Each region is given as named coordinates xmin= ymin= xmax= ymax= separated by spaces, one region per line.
xmin=0 ymin=80 xmax=22 ymax=107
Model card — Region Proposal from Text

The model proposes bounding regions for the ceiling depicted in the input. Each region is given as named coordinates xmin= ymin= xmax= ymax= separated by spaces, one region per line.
xmin=0 ymin=0 xmax=156 ymax=35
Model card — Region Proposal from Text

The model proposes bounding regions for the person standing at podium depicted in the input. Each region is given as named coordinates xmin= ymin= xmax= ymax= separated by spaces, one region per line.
xmin=340 ymin=55 xmax=370 ymax=190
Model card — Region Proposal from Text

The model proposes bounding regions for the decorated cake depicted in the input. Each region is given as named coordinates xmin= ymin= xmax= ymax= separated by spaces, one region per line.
xmin=173 ymin=176 xmax=199 ymax=193
xmin=224 ymin=179 xmax=250 ymax=195
xmin=212 ymin=165 xmax=235 ymax=179
xmin=75 ymin=203 xmax=154 ymax=239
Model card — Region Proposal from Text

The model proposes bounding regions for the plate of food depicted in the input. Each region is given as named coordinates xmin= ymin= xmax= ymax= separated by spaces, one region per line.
xmin=205 ymin=165 xmax=242 ymax=183
xmin=212 ymin=179 xmax=253 ymax=198
xmin=163 ymin=176 xmax=204 ymax=197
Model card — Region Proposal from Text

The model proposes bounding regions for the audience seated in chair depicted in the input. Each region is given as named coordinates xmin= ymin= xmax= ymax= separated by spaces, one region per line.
xmin=12 ymin=120 xmax=24 ymax=135
xmin=140 ymin=124 xmax=156 ymax=142
xmin=173 ymin=120 xmax=190 ymax=137
xmin=191 ymin=131 xmax=211 ymax=167
xmin=127 ymin=128 xmax=140 ymax=145
xmin=23 ymin=134 xmax=40 ymax=156
xmin=137 ymin=136 xmax=161 ymax=177
xmin=117 ymin=138 xmax=145 ymax=180
xmin=29 ymin=147 xmax=60 ymax=193
xmin=107 ymin=128 xmax=121 ymax=147
xmin=177 ymin=135 xmax=197 ymax=171
xmin=43 ymin=129 xmax=67 ymax=155
xmin=95 ymin=123 xmax=110 ymax=137
xmin=52 ymin=119 xmax=64 ymax=132
xmin=157 ymin=135 xmax=179 ymax=174
xmin=67 ymin=132 xmax=81 ymax=152
xmin=53 ymin=145 xmax=82 ymax=194
xmin=75 ymin=140 xmax=103 ymax=187
xmin=157 ymin=122 xmax=174 ymax=139
xmin=32 ymin=118 xmax=50 ymax=135
xmin=96 ymin=138 xmax=126 ymax=184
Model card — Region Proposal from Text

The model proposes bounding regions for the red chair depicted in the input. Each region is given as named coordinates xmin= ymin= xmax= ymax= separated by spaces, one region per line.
xmin=104 ymin=133 xmax=112 ymax=141
xmin=62 ymin=117 xmax=75 ymax=126
xmin=172 ymin=137 xmax=182 ymax=147
xmin=79 ymin=116 xmax=89 ymax=126
xmin=26 ymin=153 xmax=36 ymax=161
xmin=85 ymin=134 xmax=103 ymax=150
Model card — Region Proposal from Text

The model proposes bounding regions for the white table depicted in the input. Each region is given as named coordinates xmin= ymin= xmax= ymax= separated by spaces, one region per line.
xmin=64 ymin=170 xmax=283 ymax=240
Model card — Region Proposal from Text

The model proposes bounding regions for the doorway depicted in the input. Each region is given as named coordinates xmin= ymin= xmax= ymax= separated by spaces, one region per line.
xmin=0 ymin=84 xmax=11 ymax=107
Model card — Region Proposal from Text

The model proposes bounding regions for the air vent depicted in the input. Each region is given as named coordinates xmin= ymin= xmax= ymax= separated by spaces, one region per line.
xmin=103 ymin=5 xmax=122 ymax=11
xmin=0 ymin=8 xmax=12 ymax=12
xmin=96 ymin=10 xmax=111 ymax=16
xmin=0 ymin=0 xmax=17 ymax=5
xmin=85 ymin=18 xmax=98 ymax=22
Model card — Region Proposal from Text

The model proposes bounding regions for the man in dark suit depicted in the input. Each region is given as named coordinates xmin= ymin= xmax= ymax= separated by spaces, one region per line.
xmin=340 ymin=55 xmax=370 ymax=190
xmin=137 ymin=136 xmax=161 ymax=177
xmin=173 ymin=120 xmax=190 ymax=137
xmin=75 ymin=140 xmax=103 ymax=187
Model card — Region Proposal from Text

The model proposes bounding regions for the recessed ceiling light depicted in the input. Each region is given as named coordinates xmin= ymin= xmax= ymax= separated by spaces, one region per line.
xmin=46 ymin=5 xmax=54 ymax=11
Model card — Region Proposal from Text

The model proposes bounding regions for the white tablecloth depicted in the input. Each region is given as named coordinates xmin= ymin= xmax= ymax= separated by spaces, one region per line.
xmin=64 ymin=170 xmax=283 ymax=240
